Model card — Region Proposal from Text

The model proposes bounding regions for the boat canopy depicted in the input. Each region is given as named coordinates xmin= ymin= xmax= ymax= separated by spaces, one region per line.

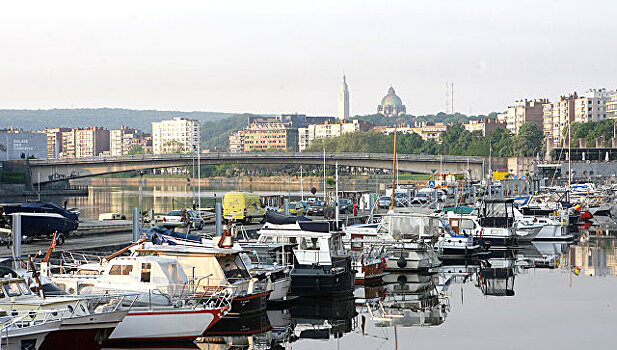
xmin=1 ymin=202 xmax=79 ymax=221
xmin=377 ymin=215 xmax=440 ymax=240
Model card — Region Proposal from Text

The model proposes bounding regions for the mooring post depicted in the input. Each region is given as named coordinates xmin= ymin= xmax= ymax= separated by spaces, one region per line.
xmin=215 ymin=202 xmax=223 ymax=236
xmin=132 ymin=207 xmax=140 ymax=242
xmin=11 ymin=214 xmax=22 ymax=269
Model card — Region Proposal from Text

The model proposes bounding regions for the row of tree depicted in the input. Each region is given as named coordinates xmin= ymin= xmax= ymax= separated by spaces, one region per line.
xmin=306 ymin=122 xmax=544 ymax=157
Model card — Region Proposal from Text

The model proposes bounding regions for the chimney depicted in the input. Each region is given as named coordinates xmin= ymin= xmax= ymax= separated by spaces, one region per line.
xmin=578 ymin=138 xmax=586 ymax=148
xmin=596 ymin=137 xmax=605 ymax=148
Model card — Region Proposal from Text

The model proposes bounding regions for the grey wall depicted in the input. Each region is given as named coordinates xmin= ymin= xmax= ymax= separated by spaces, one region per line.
xmin=0 ymin=131 xmax=47 ymax=160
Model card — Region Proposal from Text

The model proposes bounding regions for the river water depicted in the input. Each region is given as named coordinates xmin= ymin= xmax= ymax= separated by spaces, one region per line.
xmin=46 ymin=185 xmax=617 ymax=349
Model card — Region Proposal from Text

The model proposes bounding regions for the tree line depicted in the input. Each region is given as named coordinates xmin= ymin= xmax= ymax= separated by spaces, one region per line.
xmin=306 ymin=122 xmax=544 ymax=157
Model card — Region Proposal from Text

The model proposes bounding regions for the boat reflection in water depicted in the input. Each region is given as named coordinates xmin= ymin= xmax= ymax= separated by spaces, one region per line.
xmin=290 ymin=296 xmax=357 ymax=341
xmin=517 ymin=241 xmax=567 ymax=269
xmin=569 ymin=227 xmax=617 ymax=277
xmin=363 ymin=272 xmax=447 ymax=328
xmin=195 ymin=296 xmax=357 ymax=349
xmin=474 ymin=255 xmax=517 ymax=297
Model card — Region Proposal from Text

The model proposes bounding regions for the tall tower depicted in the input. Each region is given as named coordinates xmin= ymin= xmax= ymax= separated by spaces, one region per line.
xmin=338 ymin=75 xmax=350 ymax=120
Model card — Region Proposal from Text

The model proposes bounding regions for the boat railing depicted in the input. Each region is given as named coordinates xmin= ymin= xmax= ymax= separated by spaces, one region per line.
xmin=174 ymin=280 xmax=234 ymax=311
xmin=0 ymin=309 xmax=64 ymax=336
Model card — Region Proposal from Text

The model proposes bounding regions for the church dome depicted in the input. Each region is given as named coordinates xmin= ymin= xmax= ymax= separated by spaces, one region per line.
xmin=380 ymin=86 xmax=403 ymax=106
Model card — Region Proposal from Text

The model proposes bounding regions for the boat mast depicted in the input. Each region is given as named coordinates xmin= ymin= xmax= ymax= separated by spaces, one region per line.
xmin=391 ymin=126 xmax=398 ymax=210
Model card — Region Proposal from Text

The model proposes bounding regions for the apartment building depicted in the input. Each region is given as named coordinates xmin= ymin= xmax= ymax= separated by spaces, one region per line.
xmin=110 ymin=126 xmax=151 ymax=155
xmin=463 ymin=118 xmax=506 ymax=136
xmin=152 ymin=117 xmax=201 ymax=154
xmin=228 ymin=130 xmax=245 ymax=153
xmin=298 ymin=120 xmax=372 ymax=151
xmin=243 ymin=122 xmax=298 ymax=152
xmin=504 ymin=99 xmax=547 ymax=135
xmin=543 ymin=93 xmax=577 ymax=146
xmin=375 ymin=122 xmax=449 ymax=142
xmin=59 ymin=127 xmax=110 ymax=158
xmin=608 ymin=92 xmax=617 ymax=120
xmin=574 ymin=89 xmax=613 ymax=123
xmin=45 ymin=127 xmax=71 ymax=159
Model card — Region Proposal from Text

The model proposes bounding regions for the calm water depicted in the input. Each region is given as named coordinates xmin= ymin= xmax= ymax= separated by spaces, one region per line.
xmin=49 ymin=185 xmax=617 ymax=349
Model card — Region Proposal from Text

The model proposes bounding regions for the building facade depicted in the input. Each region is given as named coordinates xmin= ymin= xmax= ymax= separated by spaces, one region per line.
xmin=0 ymin=129 xmax=47 ymax=160
xmin=58 ymin=127 xmax=110 ymax=158
xmin=504 ymin=99 xmax=547 ymax=135
xmin=110 ymin=126 xmax=151 ymax=156
xmin=338 ymin=75 xmax=350 ymax=120
xmin=45 ymin=127 xmax=71 ymax=159
xmin=152 ymin=117 xmax=201 ymax=154
xmin=375 ymin=122 xmax=449 ymax=142
xmin=574 ymin=88 xmax=613 ymax=123
xmin=463 ymin=118 xmax=506 ymax=136
xmin=543 ymin=93 xmax=577 ymax=146
xmin=298 ymin=120 xmax=372 ymax=151
xmin=243 ymin=122 xmax=298 ymax=152
xmin=377 ymin=87 xmax=406 ymax=116
xmin=228 ymin=130 xmax=245 ymax=153
xmin=608 ymin=92 xmax=617 ymax=120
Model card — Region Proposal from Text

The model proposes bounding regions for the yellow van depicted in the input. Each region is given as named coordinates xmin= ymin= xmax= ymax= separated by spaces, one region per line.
xmin=223 ymin=192 xmax=266 ymax=223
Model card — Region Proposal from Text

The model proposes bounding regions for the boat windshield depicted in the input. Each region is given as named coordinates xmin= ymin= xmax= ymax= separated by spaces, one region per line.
xmin=217 ymin=254 xmax=251 ymax=282
xmin=3 ymin=282 xmax=22 ymax=297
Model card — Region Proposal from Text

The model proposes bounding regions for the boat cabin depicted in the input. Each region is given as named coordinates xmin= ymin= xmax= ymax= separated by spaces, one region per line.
xmin=257 ymin=221 xmax=346 ymax=266
xmin=131 ymin=243 xmax=254 ymax=293
xmin=376 ymin=214 xmax=441 ymax=241
xmin=479 ymin=199 xmax=515 ymax=228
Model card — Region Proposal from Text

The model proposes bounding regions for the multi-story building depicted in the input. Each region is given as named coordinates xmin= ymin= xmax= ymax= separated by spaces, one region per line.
xmin=608 ymin=92 xmax=617 ymax=120
xmin=504 ymin=99 xmax=547 ymax=135
xmin=152 ymin=117 xmax=201 ymax=154
xmin=110 ymin=126 xmax=150 ymax=156
xmin=0 ymin=129 xmax=47 ymax=160
xmin=59 ymin=127 xmax=109 ymax=158
xmin=574 ymin=88 xmax=613 ymax=123
xmin=543 ymin=93 xmax=577 ymax=146
xmin=375 ymin=122 xmax=449 ymax=142
xmin=228 ymin=130 xmax=245 ymax=153
xmin=243 ymin=122 xmax=298 ymax=152
xmin=298 ymin=120 xmax=372 ymax=151
xmin=45 ymin=127 xmax=71 ymax=159
xmin=463 ymin=118 xmax=506 ymax=136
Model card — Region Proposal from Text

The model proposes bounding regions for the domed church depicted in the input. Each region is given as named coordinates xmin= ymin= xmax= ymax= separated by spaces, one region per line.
xmin=377 ymin=86 xmax=406 ymax=116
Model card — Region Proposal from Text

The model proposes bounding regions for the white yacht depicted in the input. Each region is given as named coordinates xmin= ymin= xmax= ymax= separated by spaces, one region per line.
xmin=256 ymin=213 xmax=355 ymax=297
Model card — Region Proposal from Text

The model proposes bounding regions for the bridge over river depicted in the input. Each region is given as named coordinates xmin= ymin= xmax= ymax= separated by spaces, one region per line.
xmin=28 ymin=152 xmax=485 ymax=185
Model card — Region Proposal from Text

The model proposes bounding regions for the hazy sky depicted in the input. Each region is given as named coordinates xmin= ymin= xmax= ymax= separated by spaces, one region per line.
xmin=1 ymin=0 xmax=615 ymax=117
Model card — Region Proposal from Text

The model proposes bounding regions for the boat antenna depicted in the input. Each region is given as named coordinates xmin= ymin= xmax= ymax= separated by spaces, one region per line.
xmin=391 ymin=125 xmax=398 ymax=210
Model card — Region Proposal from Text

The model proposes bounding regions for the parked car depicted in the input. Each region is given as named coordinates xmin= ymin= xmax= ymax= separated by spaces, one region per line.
xmin=161 ymin=209 xmax=203 ymax=230
xmin=378 ymin=196 xmax=392 ymax=208
xmin=338 ymin=198 xmax=352 ymax=213
xmin=278 ymin=202 xmax=305 ymax=216
xmin=307 ymin=200 xmax=327 ymax=216
xmin=223 ymin=191 xmax=266 ymax=224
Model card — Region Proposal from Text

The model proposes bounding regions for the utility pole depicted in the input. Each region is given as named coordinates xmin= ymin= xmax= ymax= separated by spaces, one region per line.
xmin=390 ymin=126 xmax=398 ymax=210
xmin=323 ymin=143 xmax=327 ymax=201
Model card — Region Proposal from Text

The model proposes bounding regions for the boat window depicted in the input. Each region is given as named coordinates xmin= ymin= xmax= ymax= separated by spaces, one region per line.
xmin=217 ymin=255 xmax=250 ymax=281
xmin=307 ymin=238 xmax=320 ymax=250
xmin=109 ymin=264 xmax=133 ymax=276
xmin=4 ymin=283 xmax=21 ymax=297
xmin=288 ymin=237 xmax=297 ymax=244
xmin=0 ymin=286 xmax=5 ymax=298
xmin=18 ymin=282 xmax=31 ymax=295
xmin=461 ymin=220 xmax=475 ymax=230
xmin=331 ymin=237 xmax=343 ymax=252
xmin=141 ymin=263 xmax=152 ymax=283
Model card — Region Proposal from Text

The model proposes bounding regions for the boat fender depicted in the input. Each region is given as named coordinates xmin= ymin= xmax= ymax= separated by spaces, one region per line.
xmin=397 ymin=256 xmax=407 ymax=268
xmin=397 ymin=275 xmax=407 ymax=286
xmin=380 ymin=257 xmax=387 ymax=269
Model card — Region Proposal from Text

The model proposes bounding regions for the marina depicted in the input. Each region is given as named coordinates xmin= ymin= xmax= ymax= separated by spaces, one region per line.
xmin=1 ymin=181 xmax=617 ymax=349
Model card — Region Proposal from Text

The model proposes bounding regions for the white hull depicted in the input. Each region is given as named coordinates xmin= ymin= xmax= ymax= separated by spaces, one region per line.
xmin=109 ymin=307 xmax=225 ymax=342
xmin=268 ymin=276 xmax=291 ymax=302
xmin=534 ymin=224 xmax=572 ymax=240
xmin=1 ymin=320 xmax=61 ymax=350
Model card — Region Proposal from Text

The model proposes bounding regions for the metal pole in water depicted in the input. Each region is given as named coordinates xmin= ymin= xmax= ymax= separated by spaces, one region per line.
xmin=132 ymin=207 xmax=140 ymax=242
xmin=11 ymin=214 xmax=22 ymax=270
xmin=215 ymin=202 xmax=223 ymax=236
xmin=335 ymin=161 xmax=340 ymax=222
